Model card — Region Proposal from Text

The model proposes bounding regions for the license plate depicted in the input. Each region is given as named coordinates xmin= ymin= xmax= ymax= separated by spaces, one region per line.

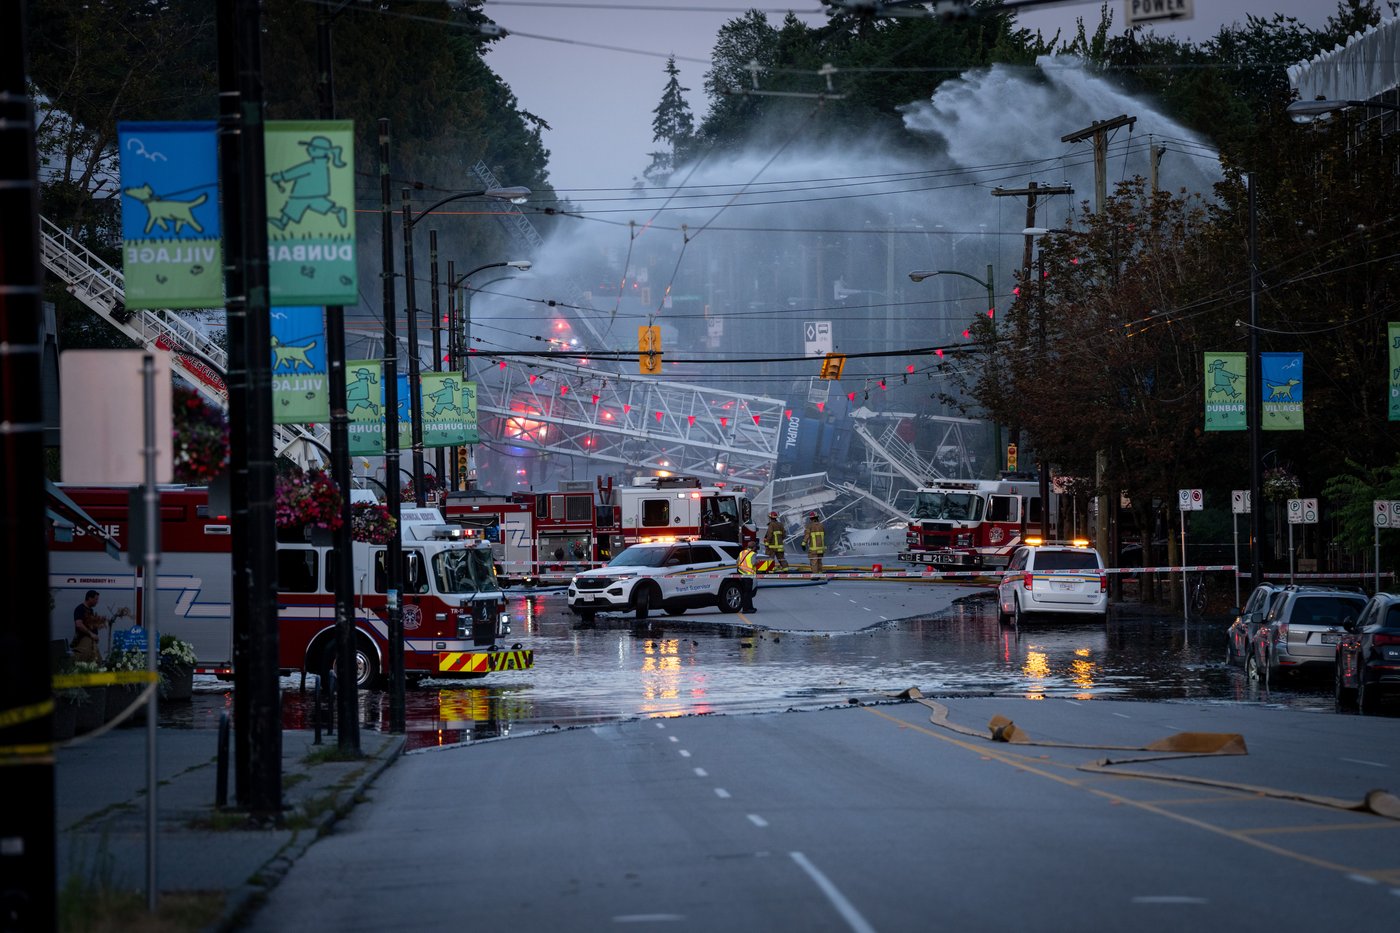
xmin=1320 ymin=633 xmax=1341 ymax=645
xmin=1052 ymin=582 xmax=1076 ymax=592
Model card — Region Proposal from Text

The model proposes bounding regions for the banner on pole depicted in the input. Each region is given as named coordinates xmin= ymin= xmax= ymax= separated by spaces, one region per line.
xmin=118 ymin=121 xmax=222 ymax=309
xmin=264 ymin=121 xmax=357 ymax=306
xmin=1389 ymin=323 xmax=1400 ymax=420
xmin=420 ymin=373 xmax=479 ymax=447
xmin=1204 ymin=352 xmax=1246 ymax=431
xmin=1261 ymin=352 xmax=1304 ymax=430
xmin=345 ymin=360 xmax=384 ymax=456
xmin=270 ymin=307 xmax=329 ymax=424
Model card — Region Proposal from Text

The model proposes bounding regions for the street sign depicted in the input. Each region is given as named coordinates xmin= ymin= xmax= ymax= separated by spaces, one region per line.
xmin=1127 ymin=0 xmax=1193 ymax=27
xmin=1178 ymin=488 xmax=1203 ymax=511
xmin=804 ymin=320 xmax=833 ymax=358
xmin=1231 ymin=490 xmax=1250 ymax=514
xmin=1287 ymin=498 xmax=1318 ymax=524
xmin=1374 ymin=500 xmax=1400 ymax=527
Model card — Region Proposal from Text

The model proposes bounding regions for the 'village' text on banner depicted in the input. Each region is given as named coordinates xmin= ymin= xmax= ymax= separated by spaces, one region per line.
xmin=1261 ymin=352 xmax=1304 ymax=431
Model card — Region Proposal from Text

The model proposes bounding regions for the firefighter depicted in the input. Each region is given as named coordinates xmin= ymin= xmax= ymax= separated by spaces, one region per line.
xmin=736 ymin=541 xmax=758 ymax=613
xmin=801 ymin=511 xmax=826 ymax=575
xmin=764 ymin=511 xmax=789 ymax=570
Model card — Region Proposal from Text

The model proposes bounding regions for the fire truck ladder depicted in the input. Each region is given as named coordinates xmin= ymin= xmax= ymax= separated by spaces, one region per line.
xmin=39 ymin=216 xmax=325 ymax=465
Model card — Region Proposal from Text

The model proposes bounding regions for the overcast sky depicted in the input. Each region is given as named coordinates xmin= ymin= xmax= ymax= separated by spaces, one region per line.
xmin=484 ymin=1 xmax=1350 ymax=193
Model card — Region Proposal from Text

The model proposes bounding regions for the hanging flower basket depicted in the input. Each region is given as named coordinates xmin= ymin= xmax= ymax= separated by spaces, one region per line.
xmin=172 ymin=387 xmax=229 ymax=484
xmin=275 ymin=467 xmax=344 ymax=531
xmin=1262 ymin=467 xmax=1300 ymax=501
xmin=351 ymin=501 xmax=398 ymax=545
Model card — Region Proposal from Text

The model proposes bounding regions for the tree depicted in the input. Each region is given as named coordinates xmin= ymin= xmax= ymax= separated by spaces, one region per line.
xmin=644 ymin=57 xmax=696 ymax=184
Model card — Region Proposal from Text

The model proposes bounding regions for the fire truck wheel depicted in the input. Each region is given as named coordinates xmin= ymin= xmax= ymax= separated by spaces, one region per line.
xmin=320 ymin=638 xmax=379 ymax=690
xmin=717 ymin=581 xmax=744 ymax=614
xmin=633 ymin=583 xmax=659 ymax=621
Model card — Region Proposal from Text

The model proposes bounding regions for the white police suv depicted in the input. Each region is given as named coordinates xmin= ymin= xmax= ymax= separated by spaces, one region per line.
xmin=567 ymin=540 xmax=744 ymax=621
xmin=996 ymin=537 xmax=1108 ymax=624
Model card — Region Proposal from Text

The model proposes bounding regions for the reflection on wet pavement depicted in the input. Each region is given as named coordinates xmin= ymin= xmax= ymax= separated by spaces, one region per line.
xmin=166 ymin=592 xmax=1339 ymax=751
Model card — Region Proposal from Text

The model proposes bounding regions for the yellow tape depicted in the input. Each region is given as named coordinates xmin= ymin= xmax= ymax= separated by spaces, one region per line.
xmin=0 ymin=699 xmax=55 ymax=730
xmin=52 ymin=671 xmax=160 ymax=689
xmin=0 ymin=742 xmax=56 ymax=766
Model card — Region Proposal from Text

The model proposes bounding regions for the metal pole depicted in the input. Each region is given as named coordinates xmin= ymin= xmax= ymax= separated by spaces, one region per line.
xmin=141 ymin=356 xmax=160 ymax=910
xmin=402 ymin=189 xmax=426 ymax=507
xmin=430 ymin=230 xmax=445 ymax=493
xmin=0 ymin=0 xmax=55 ymax=916
xmin=1180 ymin=507 xmax=1188 ymax=624
xmin=317 ymin=1 xmax=360 ymax=756
xmin=1247 ymin=174 xmax=1262 ymax=590
xmin=985 ymin=263 xmax=1000 ymax=476
xmin=380 ymin=120 xmax=406 ymax=733
xmin=446 ymin=260 xmax=458 ymax=491
xmin=1288 ymin=522 xmax=1295 ymax=585
xmin=462 ymin=280 xmax=474 ymax=490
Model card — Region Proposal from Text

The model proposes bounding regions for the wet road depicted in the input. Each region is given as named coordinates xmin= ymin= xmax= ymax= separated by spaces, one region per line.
xmin=167 ymin=581 xmax=1346 ymax=751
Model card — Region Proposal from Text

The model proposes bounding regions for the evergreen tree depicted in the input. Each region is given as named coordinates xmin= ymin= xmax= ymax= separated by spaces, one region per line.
xmin=644 ymin=56 xmax=695 ymax=183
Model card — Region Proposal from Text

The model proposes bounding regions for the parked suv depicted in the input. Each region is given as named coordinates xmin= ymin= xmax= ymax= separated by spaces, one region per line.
xmin=1249 ymin=586 xmax=1367 ymax=684
xmin=1335 ymin=591 xmax=1400 ymax=714
xmin=567 ymin=540 xmax=743 ymax=621
xmin=996 ymin=538 xmax=1107 ymax=625
xmin=1225 ymin=583 xmax=1287 ymax=667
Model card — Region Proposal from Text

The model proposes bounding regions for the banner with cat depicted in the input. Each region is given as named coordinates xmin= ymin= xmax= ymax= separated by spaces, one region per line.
xmin=117 ymin=121 xmax=222 ymax=309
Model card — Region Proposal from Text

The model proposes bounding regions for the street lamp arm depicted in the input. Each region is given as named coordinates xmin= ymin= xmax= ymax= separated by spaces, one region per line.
xmin=908 ymin=268 xmax=991 ymax=290
xmin=409 ymin=187 xmax=531 ymax=227
xmin=1287 ymin=97 xmax=1400 ymax=122
xmin=451 ymin=259 xmax=531 ymax=289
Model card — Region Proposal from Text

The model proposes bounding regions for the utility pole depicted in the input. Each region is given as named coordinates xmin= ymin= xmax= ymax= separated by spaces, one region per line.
xmin=1062 ymin=114 xmax=1136 ymax=583
xmin=379 ymin=119 xmax=406 ymax=733
xmin=1149 ymin=139 xmax=1166 ymax=193
xmin=430 ymin=229 xmax=444 ymax=493
xmin=218 ymin=0 xmax=281 ymax=818
xmin=0 ymin=1 xmax=56 ymax=924
xmin=316 ymin=0 xmax=360 ymax=756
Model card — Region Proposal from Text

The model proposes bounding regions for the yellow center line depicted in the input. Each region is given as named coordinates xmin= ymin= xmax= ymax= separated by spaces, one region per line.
xmin=860 ymin=705 xmax=1378 ymax=879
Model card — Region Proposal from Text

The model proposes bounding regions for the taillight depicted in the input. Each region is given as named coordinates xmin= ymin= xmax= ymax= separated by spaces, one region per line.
xmin=1023 ymin=571 xmax=1033 ymax=590
xmin=1373 ymin=633 xmax=1400 ymax=646
xmin=1099 ymin=573 xmax=1107 ymax=593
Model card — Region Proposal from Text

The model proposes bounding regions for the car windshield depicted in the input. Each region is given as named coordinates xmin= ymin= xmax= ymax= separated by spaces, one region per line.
xmin=606 ymin=546 xmax=671 ymax=568
xmin=912 ymin=492 xmax=982 ymax=521
xmin=1034 ymin=550 xmax=1099 ymax=571
xmin=432 ymin=547 xmax=501 ymax=595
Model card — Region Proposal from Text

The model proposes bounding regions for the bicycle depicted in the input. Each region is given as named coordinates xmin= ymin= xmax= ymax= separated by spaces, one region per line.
xmin=1187 ymin=573 xmax=1208 ymax=619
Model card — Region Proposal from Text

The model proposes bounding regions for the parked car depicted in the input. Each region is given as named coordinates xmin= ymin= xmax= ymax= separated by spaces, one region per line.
xmin=1249 ymin=586 xmax=1368 ymax=684
xmin=996 ymin=538 xmax=1107 ymax=625
xmin=1335 ymin=591 xmax=1400 ymax=714
xmin=567 ymin=540 xmax=743 ymax=621
xmin=1225 ymin=583 xmax=1287 ymax=667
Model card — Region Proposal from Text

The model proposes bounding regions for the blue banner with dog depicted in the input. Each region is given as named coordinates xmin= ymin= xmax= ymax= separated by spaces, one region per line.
xmin=1261 ymin=352 xmax=1304 ymax=431
xmin=270 ymin=307 xmax=329 ymax=424
xmin=117 ymin=121 xmax=222 ymax=309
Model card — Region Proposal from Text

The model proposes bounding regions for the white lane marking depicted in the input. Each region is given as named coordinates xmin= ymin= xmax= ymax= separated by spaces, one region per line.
xmin=669 ymin=736 xmax=679 ymax=743
xmin=1130 ymin=896 xmax=1208 ymax=904
xmin=715 ymin=788 xmax=731 ymax=799
xmin=747 ymin=814 xmax=768 ymax=827
xmin=1113 ymin=712 xmax=1132 ymax=719
xmin=614 ymin=914 xmax=685 ymax=923
xmin=789 ymin=851 xmax=877 ymax=933
xmin=1341 ymin=758 xmax=1388 ymax=768
xmin=693 ymin=767 xmax=708 ymax=778
xmin=1348 ymin=874 xmax=1380 ymax=886
xmin=679 ymin=750 xmax=691 ymax=758
xmin=655 ymin=722 xmax=665 ymax=729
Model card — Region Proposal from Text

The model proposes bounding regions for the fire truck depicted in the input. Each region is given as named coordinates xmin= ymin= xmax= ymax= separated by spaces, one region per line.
xmin=897 ymin=475 xmax=1052 ymax=570
xmin=47 ymin=486 xmax=531 ymax=688
xmin=443 ymin=475 xmax=756 ymax=581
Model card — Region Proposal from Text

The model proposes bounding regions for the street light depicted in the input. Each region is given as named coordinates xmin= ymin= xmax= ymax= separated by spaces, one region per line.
xmin=401 ymin=185 xmax=530 ymax=506
xmin=1287 ymin=97 xmax=1400 ymax=123
xmin=447 ymin=260 xmax=531 ymax=490
xmin=908 ymin=264 xmax=1001 ymax=476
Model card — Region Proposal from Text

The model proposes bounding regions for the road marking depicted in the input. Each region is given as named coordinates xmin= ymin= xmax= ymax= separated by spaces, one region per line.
xmin=1348 ymin=874 xmax=1380 ymax=885
xmin=669 ymin=736 xmax=678 ymax=743
xmin=693 ymin=767 xmax=708 ymax=778
xmin=1112 ymin=712 xmax=1132 ymax=719
xmin=614 ymin=914 xmax=685 ymax=923
xmin=679 ymin=749 xmax=691 ymax=758
xmin=655 ymin=722 xmax=665 ymax=729
xmin=715 ymin=788 xmax=731 ymax=799
xmin=747 ymin=814 xmax=768 ymax=827
xmin=1131 ymin=896 xmax=1208 ymax=904
xmin=790 ymin=851 xmax=877 ymax=933
xmin=1341 ymin=757 xmax=1388 ymax=768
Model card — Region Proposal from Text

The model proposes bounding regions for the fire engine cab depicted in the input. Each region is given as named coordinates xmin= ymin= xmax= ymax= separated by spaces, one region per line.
xmin=897 ymin=475 xmax=1051 ymax=570
xmin=47 ymin=485 xmax=531 ymax=688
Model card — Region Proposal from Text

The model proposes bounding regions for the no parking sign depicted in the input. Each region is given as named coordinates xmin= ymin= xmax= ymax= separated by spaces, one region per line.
xmin=1178 ymin=488 xmax=1203 ymax=511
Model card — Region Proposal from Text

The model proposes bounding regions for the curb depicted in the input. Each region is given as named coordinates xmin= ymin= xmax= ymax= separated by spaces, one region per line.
xmin=209 ymin=735 xmax=406 ymax=933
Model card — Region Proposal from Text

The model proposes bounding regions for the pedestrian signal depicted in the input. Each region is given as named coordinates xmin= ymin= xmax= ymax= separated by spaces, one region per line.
xmin=639 ymin=325 xmax=662 ymax=375
xmin=818 ymin=353 xmax=846 ymax=381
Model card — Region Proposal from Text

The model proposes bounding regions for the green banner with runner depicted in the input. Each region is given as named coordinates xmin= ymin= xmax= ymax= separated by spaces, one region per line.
xmin=346 ymin=360 xmax=384 ymax=456
xmin=1204 ymin=352 xmax=1246 ymax=431
xmin=1389 ymin=323 xmax=1400 ymax=420
xmin=265 ymin=121 xmax=357 ymax=306
xmin=420 ymin=373 xmax=479 ymax=447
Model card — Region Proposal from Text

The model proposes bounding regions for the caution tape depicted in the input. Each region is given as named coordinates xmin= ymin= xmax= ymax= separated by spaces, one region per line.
xmin=0 ymin=699 xmax=55 ymax=730
xmin=52 ymin=670 xmax=160 ymax=689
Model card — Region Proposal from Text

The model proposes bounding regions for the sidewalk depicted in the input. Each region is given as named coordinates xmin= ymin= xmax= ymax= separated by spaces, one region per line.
xmin=56 ymin=722 xmax=403 ymax=931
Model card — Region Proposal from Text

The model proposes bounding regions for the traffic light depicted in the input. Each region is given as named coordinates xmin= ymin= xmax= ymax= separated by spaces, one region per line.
xmin=1007 ymin=443 xmax=1018 ymax=471
xmin=638 ymin=325 xmax=662 ymax=375
xmin=818 ymin=353 xmax=846 ymax=381
xmin=456 ymin=447 xmax=468 ymax=472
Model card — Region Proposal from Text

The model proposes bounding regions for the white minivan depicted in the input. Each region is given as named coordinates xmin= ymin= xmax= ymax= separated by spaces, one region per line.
xmin=996 ymin=538 xmax=1108 ymax=624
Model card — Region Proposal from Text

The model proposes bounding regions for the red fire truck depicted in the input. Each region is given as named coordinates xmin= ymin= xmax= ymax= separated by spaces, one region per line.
xmin=47 ymin=486 xmax=531 ymax=688
xmin=897 ymin=475 xmax=1052 ymax=570
xmin=443 ymin=475 xmax=756 ymax=581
